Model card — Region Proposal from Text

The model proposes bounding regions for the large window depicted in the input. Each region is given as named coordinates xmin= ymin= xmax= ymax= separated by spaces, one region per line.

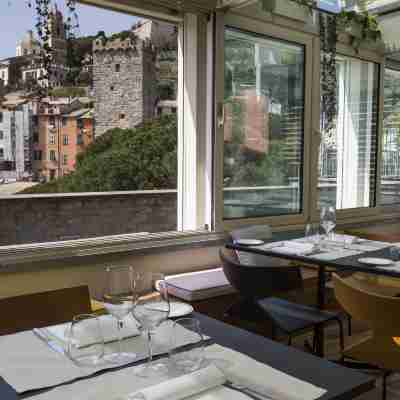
xmin=318 ymin=56 xmax=379 ymax=210
xmin=223 ymin=28 xmax=305 ymax=219
xmin=380 ymin=68 xmax=400 ymax=206
xmin=0 ymin=3 xmax=183 ymax=245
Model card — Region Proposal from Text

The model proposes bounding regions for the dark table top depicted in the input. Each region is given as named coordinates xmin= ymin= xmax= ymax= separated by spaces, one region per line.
xmin=227 ymin=241 xmax=400 ymax=278
xmin=0 ymin=313 xmax=374 ymax=400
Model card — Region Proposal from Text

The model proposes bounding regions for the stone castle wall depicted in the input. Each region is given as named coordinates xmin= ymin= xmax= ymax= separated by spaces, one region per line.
xmin=93 ymin=38 xmax=157 ymax=136
xmin=0 ymin=191 xmax=177 ymax=245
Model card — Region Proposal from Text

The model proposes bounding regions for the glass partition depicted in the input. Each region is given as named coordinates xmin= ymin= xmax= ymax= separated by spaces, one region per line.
xmin=380 ymin=68 xmax=400 ymax=205
xmin=223 ymin=27 xmax=305 ymax=219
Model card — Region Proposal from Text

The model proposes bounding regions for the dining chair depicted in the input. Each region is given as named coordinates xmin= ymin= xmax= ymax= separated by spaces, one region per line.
xmin=333 ymin=273 xmax=400 ymax=400
xmin=220 ymin=248 xmax=344 ymax=355
xmin=0 ymin=286 xmax=92 ymax=336
xmin=230 ymin=225 xmax=290 ymax=267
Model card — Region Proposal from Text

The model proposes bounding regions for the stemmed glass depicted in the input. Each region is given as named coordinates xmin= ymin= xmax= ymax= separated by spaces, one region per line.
xmin=101 ymin=265 xmax=137 ymax=364
xmin=132 ymin=272 xmax=170 ymax=377
xmin=320 ymin=206 xmax=336 ymax=240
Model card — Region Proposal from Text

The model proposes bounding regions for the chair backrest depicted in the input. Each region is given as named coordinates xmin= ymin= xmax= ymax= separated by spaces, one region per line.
xmin=220 ymin=248 xmax=303 ymax=300
xmin=229 ymin=224 xmax=289 ymax=267
xmin=333 ymin=273 xmax=400 ymax=336
xmin=0 ymin=286 xmax=92 ymax=336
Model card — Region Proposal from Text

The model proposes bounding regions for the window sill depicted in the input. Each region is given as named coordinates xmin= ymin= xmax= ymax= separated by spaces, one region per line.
xmin=0 ymin=231 xmax=225 ymax=267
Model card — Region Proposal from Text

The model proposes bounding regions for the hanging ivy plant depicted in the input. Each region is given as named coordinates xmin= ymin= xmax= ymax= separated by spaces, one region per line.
xmin=11 ymin=0 xmax=80 ymax=96
xmin=319 ymin=12 xmax=337 ymax=141
xmin=337 ymin=10 xmax=382 ymax=52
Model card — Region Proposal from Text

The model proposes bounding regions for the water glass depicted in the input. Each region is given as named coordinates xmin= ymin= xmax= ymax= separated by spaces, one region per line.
xmin=169 ymin=318 xmax=204 ymax=373
xmin=66 ymin=314 xmax=104 ymax=366
xmin=305 ymin=223 xmax=320 ymax=250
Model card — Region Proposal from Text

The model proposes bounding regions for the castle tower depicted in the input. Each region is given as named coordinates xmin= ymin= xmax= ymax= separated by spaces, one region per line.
xmin=92 ymin=36 xmax=158 ymax=136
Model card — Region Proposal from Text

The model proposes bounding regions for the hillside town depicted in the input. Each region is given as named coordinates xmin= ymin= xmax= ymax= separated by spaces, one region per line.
xmin=0 ymin=5 xmax=177 ymax=193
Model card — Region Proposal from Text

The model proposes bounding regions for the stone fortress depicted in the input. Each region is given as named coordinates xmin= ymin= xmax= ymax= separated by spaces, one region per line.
xmin=92 ymin=36 xmax=158 ymax=136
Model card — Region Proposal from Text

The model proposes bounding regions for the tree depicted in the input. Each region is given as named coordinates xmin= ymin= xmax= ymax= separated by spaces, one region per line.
xmin=20 ymin=115 xmax=177 ymax=194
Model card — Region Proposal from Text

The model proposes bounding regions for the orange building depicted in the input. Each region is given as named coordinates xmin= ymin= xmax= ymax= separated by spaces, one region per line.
xmin=32 ymin=98 xmax=93 ymax=182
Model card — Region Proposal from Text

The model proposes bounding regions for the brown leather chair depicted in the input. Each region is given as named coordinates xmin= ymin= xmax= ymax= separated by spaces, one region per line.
xmin=0 ymin=286 xmax=92 ymax=336
xmin=333 ymin=273 xmax=400 ymax=400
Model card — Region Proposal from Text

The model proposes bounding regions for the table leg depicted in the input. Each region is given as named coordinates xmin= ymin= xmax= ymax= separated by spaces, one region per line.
xmin=315 ymin=265 xmax=327 ymax=357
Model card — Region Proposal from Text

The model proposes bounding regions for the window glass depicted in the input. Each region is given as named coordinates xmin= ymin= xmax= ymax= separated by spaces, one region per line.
xmin=223 ymin=27 xmax=305 ymax=219
xmin=0 ymin=5 xmax=179 ymax=244
xmin=380 ymin=68 xmax=400 ymax=205
xmin=318 ymin=56 xmax=379 ymax=210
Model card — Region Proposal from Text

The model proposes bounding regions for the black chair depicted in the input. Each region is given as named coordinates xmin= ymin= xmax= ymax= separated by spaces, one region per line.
xmin=220 ymin=248 xmax=344 ymax=354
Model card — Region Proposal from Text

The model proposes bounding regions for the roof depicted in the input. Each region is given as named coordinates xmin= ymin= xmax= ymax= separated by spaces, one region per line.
xmin=63 ymin=108 xmax=93 ymax=118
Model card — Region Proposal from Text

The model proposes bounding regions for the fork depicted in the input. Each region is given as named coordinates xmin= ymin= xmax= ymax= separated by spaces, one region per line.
xmin=223 ymin=380 xmax=273 ymax=400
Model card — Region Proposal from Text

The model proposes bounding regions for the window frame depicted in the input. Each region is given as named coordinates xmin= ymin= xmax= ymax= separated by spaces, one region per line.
xmin=214 ymin=12 xmax=314 ymax=232
xmin=0 ymin=3 xmax=216 ymax=261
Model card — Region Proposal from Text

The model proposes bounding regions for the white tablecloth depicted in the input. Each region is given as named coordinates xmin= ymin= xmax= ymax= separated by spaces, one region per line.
xmin=0 ymin=321 xmax=203 ymax=393
xmin=29 ymin=344 xmax=327 ymax=400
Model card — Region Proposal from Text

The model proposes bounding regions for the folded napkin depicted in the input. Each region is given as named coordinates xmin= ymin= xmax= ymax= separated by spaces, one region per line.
xmin=273 ymin=241 xmax=315 ymax=256
xmin=115 ymin=365 xmax=226 ymax=400
xmin=43 ymin=314 xmax=140 ymax=348
xmin=207 ymin=345 xmax=326 ymax=400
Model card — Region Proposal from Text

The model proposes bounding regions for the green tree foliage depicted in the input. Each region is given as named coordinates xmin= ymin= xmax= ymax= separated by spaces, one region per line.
xmin=20 ymin=115 xmax=177 ymax=194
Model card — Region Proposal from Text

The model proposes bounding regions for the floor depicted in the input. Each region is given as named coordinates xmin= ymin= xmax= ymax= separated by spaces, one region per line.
xmin=216 ymin=285 xmax=400 ymax=400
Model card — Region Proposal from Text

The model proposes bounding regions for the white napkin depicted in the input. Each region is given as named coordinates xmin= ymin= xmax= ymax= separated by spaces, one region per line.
xmin=116 ymin=365 xmax=226 ymax=400
xmin=43 ymin=314 xmax=140 ymax=348
xmin=208 ymin=345 xmax=326 ymax=400
xmin=272 ymin=241 xmax=315 ymax=256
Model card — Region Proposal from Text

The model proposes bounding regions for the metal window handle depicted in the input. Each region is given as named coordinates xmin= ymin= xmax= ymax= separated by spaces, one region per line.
xmin=217 ymin=102 xmax=225 ymax=128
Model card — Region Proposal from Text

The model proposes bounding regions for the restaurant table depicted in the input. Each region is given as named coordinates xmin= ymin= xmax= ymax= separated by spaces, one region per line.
xmin=0 ymin=313 xmax=374 ymax=400
xmin=227 ymin=239 xmax=400 ymax=357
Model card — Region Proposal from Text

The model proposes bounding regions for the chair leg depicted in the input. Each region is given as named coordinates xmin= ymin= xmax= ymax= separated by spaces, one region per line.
xmin=334 ymin=317 xmax=345 ymax=353
xmin=347 ymin=314 xmax=352 ymax=336
xmin=382 ymin=371 xmax=391 ymax=400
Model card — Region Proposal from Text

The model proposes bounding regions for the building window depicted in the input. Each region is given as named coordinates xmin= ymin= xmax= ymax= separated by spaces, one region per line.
xmin=34 ymin=150 xmax=42 ymax=161
xmin=120 ymin=113 xmax=125 ymax=120
xmin=49 ymin=150 xmax=56 ymax=161
xmin=0 ymin=112 xmax=3 ymax=123
xmin=49 ymin=134 xmax=56 ymax=145
xmin=115 ymin=64 xmax=120 ymax=72
xmin=318 ymin=56 xmax=379 ymax=210
xmin=110 ymin=85 xmax=114 ymax=91
xmin=62 ymin=117 xmax=67 ymax=126
xmin=0 ymin=148 xmax=4 ymax=159
xmin=223 ymin=27 xmax=305 ymax=219
xmin=63 ymin=154 xmax=68 ymax=165
xmin=77 ymin=134 xmax=83 ymax=145
xmin=0 ymin=131 xmax=3 ymax=140
xmin=49 ymin=116 xmax=55 ymax=127
xmin=63 ymin=135 xmax=69 ymax=145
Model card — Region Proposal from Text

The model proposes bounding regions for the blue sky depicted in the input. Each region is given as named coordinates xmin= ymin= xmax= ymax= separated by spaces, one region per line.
xmin=1 ymin=1 xmax=139 ymax=59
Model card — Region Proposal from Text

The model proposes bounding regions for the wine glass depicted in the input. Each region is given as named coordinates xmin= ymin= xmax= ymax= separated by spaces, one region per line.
xmin=320 ymin=206 xmax=336 ymax=240
xmin=102 ymin=265 xmax=137 ymax=364
xmin=305 ymin=223 xmax=320 ymax=250
xmin=132 ymin=272 xmax=170 ymax=377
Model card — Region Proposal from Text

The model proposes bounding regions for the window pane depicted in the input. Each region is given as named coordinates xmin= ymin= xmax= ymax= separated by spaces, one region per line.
xmin=380 ymin=68 xmax=400 ymax=205
xmin=223 ymin=28 xmax=305 ymax=219
xmin=319 ymin=56 xmax=379 ymax=210
xmin=0 ymin=4 xmax=179 ymax=244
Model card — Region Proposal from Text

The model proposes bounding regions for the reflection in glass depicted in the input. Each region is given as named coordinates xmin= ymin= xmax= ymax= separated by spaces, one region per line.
xmin=380 ymin=68 xmax=400 ymax=205
xmin=223 ymin=28 xmax=305 ymax=219
xmin=318 ymin=56 xmax=379 ymax=210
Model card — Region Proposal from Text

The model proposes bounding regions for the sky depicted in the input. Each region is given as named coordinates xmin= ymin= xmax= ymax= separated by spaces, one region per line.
xmin=1 ymin=1 xmax=140 ymax=60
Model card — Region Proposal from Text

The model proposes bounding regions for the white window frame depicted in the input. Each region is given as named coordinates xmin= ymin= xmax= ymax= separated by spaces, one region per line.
xmin=213 ymin=11 xmax=314 ymax=232
xmin=0 ymin=2 xmax=219 ymax=264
